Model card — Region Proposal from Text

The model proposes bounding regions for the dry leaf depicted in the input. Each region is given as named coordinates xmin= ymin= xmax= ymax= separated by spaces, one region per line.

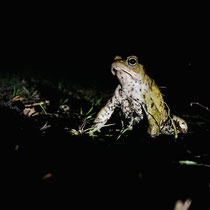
xmin=11 ymin=95 xmax=26 ymax=102
xmin=15 ymin=145 xmax=19 ymax=151
xmin=23 ymin=107 xmax=37 ymax=117
xmin=42 ymin=173 xmax=53 ymax=180
xmin=174 ymin=199 xmax=192 ymax=210
xmin=40 ymin=122 xmax=51 ymax=131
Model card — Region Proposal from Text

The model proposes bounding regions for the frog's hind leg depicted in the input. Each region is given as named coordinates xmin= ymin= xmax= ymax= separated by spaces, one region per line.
xmin=146 ymin=115 xmax=161 ymax=138
xmin=160 ymin=115 xmax=188 ymax=135
xmin=171 ymin=115 xmax=188 ymax=134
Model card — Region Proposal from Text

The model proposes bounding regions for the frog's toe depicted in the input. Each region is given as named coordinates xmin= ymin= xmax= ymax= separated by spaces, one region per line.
xmin=86 ymin=124 xmax=102 ymax=137
xmin=172 ymin=115 xmax=188 ymax=134
xmin=88 ymin=131 xmax=98 ymax=137
xmin=147 ymin=126 xmax=160 ymax=138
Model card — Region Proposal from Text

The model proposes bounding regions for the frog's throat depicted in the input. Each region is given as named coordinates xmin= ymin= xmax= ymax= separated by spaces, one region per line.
xmin=111 ymin=67 xmax=140 ymax=81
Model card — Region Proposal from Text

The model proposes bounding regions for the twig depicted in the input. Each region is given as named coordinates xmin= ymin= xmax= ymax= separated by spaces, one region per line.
xmin=40 ymin=122 xmax=51 ymax=131
xmin=190 ymin=102 xmax=210 ymax=113
xmin=164 ymin=102 xmax=178 ymax=139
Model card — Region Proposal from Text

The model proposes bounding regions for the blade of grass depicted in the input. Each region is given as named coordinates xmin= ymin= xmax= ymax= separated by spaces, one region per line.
xmin=170 ymin=116 xmax=178 ymax=139
xmin=12 ymin=86 xmax=16 ymax=97
xmin=80 ymin=107 xmax=83 ymax=115
xmin=85 ymin=106 xmax=94 ymax=116
xmin=95 ymin=96 xmax=103 ymax=106
xmin=179 ymin=160 xmax=210 ymax=167
xmin=40 ymin=103 xmax=47 ymax=115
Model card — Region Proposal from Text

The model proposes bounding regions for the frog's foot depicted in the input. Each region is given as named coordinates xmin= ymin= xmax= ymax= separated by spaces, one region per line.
xmin=88 ymin=130 xmax=98 ymax=137
xmin=147 ymin=124 xmax=160 ymax=138
xmin=86 ymin=124 xmax=102 ymax=137
xmin=86 ymin=122 xmax=116 ymax=137
xmin=172 ymin=115 xmax=188 ymax=134
xmin=160 ymin=115 xmax=188 ymax=136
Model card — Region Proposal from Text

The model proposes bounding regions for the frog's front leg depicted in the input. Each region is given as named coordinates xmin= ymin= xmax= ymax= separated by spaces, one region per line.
xmin=121 ymin=97 xmax=144 ymax=131
xmin=132 ymin=98 xmax=144 ymax=124
xmin=88 ymin=86 xmax=121 ymax=135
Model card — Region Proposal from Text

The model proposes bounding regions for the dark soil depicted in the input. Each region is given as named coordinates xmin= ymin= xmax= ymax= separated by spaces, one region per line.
xmin=1 ymin=69 xmax=210 ymax=209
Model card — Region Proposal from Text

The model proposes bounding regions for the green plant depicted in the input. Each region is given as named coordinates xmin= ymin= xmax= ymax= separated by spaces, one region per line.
xmin=40 ymin=103 xmax=47 ymax=115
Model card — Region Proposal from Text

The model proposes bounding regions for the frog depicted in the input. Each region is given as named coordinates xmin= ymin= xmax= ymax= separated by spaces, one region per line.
xmin=89 ymin=55 xmax=188 ymax=138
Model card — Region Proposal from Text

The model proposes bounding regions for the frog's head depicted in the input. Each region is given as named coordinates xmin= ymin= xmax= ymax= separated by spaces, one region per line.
xmin=111 ymin=55 xmax=143 ymax=85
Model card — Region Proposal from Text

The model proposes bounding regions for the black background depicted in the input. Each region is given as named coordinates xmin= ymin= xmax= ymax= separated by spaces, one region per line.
xmin=1 ymin=20 xmax=209 ymax=109
xmin=1 ymin=3 xmax=209 ymax=103
xmin=1 ymin=4 xmax=210 ymax=209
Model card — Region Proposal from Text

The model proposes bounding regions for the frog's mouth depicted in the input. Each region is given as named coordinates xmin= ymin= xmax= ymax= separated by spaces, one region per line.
xmin=111 ymin=66 xmax=140 ymax=81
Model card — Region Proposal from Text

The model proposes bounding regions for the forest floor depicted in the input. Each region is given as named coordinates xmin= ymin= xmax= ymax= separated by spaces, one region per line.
xmin=1 ymin=73 xmax=210 ymax=209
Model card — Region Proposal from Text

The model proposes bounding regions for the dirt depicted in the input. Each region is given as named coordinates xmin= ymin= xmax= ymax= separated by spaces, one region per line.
xmin=1 ymin=73 xmax=210 ymax=209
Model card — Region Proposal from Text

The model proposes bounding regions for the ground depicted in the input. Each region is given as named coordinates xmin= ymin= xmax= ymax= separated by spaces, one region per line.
xmin=1 ymin=69 xmax=210 ymax=209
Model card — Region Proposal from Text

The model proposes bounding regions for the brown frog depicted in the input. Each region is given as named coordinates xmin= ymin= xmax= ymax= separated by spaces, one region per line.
xmin=89 ymin=55 xmax=188 ymax=138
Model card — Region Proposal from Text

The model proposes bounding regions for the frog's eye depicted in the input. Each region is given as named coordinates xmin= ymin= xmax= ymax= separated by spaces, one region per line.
xmin=127 ymin=56 xmax=138 ymax=67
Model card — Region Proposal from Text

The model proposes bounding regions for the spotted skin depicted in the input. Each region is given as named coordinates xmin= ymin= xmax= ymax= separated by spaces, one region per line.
xmin=90 ymin=56 xmax=188 ymax=137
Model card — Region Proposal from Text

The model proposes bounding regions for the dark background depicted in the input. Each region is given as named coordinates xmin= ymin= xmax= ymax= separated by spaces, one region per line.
xmin=1 ymin=24 xmax=209 ymax=109
xmin=1 ymin=3 xmax=209 ymax=107
xmin=1 ymin=4 xmax=210 ymax=209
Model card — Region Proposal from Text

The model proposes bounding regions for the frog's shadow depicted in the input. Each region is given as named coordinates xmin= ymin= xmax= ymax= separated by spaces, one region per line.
xmin=109 ymin=108 xmax=150 ymax=141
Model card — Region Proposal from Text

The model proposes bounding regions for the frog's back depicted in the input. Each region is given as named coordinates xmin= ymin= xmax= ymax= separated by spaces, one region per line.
xmin=144 ymin=74 xmax=168 ymax=121
xmin=151 ymin=80 xmax=168 ymax=118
